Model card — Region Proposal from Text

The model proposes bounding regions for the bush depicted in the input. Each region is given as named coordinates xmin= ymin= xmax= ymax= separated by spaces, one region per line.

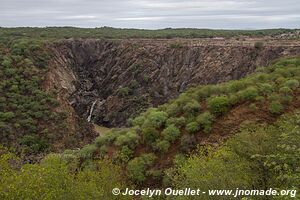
xmin=258 ymin=83 xmax=274 ymax=95
xmin=196 ymin=112 xmax=214 ymax=134
xmin=147 ymin=111 xmax=168 ymax=128
xmin=180 ymin=135 xmax=197 ymax=153
xmin=127 ymin=153 xmax=156 ymax=183
xmin=207 ymin=96 xmax=230 ymax=115
xmin=195 ymin=86 xmax=213 ymax=99
xmin=114 ymin=146 xmax=134 ymax=163
xmin=165 ymin=116 xmax=186 ymax=128
xmin=153 ymin=140 xmax=170 ymax=152
xmin=173 ymin=154 xmax=187 ymax=166
xmin=141 ymin=125 xmax=160 ymax=145
xmin=131 ymin=116 xmax=145 ymax=127
xmin=237 ymin=86 xmax=259 ymax=101
xmin=162 ymin=124 xmax=181 ymax=142
xmin=99 ymin=145 xmax=108 ymax=155
xmin=268 ymin=93 xmax=281 ymax=101
xmin=228 ymin=94 xmax=239 ymax=106
xmin=186 ymin=122 xmax=200 ymax=134
xmin=19 ymin=135 xmax=49 ymax=153
xmin=79 ymin=144 xmax=97 ymax=159
xmin=281 ymin=95 xmax=293 ymax=104
xmin=279 ymin=86 xmax=292 ymax=95
xmin=284 ymin=79 xmax=299 ymax=89
xmin=0 ymin=112 xmax=15 ymax=121
xmin=269 ymin=101 xmax=284 ymax=114
xmin=227 ymin=80 xmax=248 ymax=93
xmin=114 ymin=130 xmax=139 ymax=149
xmin=95 ymin=131 xmax=118 ymax=147
xmin=117 ymin=87 xmax=130 ymax=97
xmin=182 ymin=100 xmax=200 ymax=115
xmin=165 ymin=103 xmax=180 ymax=116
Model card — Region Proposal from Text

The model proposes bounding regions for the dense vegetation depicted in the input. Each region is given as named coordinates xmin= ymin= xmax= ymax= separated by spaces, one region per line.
xmin=0 ymin=27 xmax=297 ymax=40
xmin=0 ymin=146 xmax=130 ymax=200
xmin=172 ymin=112 xmax=300 ymax=199
xmin=0 ymin=38 xmax=70 ymax=158
xmin=1 ymin=101 xmax=299 ymax=199
xmin=62 ymin=58 xmax=300 ymax=190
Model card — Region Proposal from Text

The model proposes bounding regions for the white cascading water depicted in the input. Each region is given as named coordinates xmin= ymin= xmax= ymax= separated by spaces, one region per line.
xmin=87 ymin=100 xmax=97 ymax=122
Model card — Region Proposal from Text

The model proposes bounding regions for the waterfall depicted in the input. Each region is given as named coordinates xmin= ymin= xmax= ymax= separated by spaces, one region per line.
xmin=87 ymin=100 xmax=97 ymax=122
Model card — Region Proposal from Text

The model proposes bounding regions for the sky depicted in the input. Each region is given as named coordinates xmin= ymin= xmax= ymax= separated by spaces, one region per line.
xmin=1 ymin=0 xmax=300 ymax=29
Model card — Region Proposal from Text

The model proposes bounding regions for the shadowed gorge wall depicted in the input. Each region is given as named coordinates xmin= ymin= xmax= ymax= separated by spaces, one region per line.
xmin=46 ymin=39 xmax=300 ymax=127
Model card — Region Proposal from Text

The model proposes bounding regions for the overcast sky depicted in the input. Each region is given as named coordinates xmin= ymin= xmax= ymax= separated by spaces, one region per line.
xmin=1 ymin=0 xmax=300 ymax=29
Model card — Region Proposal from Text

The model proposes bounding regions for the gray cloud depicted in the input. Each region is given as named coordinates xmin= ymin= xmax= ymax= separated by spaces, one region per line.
xmin=1 ymin=0 xmax=300 ymax=29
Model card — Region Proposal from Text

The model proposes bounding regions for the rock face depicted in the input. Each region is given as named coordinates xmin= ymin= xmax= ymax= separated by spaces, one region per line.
xmin=48 ymin=39 xmax=300 ymax=127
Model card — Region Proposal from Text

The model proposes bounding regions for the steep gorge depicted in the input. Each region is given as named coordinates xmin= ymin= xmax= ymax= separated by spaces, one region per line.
xmin=45 ymin=39 xmax=300 ymax=129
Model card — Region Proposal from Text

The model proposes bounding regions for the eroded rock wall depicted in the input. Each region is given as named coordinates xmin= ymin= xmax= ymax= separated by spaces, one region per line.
xmin=48 ymin=39 xmax=300 ymax=127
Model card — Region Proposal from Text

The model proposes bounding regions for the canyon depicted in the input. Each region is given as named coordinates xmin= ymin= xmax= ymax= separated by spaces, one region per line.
xmin=44 ymin=38 xmax=300 ymax=131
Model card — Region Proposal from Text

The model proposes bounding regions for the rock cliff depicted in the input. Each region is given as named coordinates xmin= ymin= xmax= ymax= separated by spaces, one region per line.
xmin=47 ymin=39 xmax=300 ymax=127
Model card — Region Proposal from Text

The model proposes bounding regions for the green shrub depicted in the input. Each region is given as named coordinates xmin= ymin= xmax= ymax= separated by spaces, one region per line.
xmin=269 ymin=101 xmax=284 ymax=114
xmin=117 ymin=87 xmax=130 ymax=97
xmin=255 ymin=73 xmax=271 ymax=82
xmin=196 ymin=112 xmax=214 ymax=134
xmin=228 ymin=94 xmax=239 ymax=106
xmin=95 ymin=131 xmax=118 ymax=147
xmin=114 ymin=131 xmax=139 ymax=149
xmin=284 ymin=79 xmax=299 ymax=89
xmin=127 ymin=153 xmax=156 ymax=183
xmin=142 ymin=74 xmax=150 ymax=82
xmin=19 ymin=135 xmax=49 ymax=153
xmin=281 ymin=95 xmax=293 ymax=104
xmin=275 ymin=77 xmax=287 ymax=85
xmin=207 ymin=96 xmax=230 ymax=115
xmin=114 ymin=146 xmax=134 ymax=163
xmin=186 ymin=122 xmax=200 ymax=134
xmin=173 ymin=154 xmax=187 ymax=166
xmin=268 ymin=93 xmax=281 ymax=101
xmin=131 ymin=115 xmax=145 ymax=127
xmin=180 ymin=135 xmax=196 ymax=153
xmin=162 ymin=124 xmax=181 ymax=142
xmin=147 ymin=111 xmax=168 ymax=128
xmin=146 ymin=169 xmax=162 ymax=180
xmin=279 ymin=86 xmax=292 ymax=95
xmin=195 ymin=86 xmax=213 ymax=99
xmin=165 ymin=116 xmax=186 ymax=128
xmin=237 ymin=86 xmax=259 ymax=101
xmin=153 ymin=140 xmax=170 ymax=152
xmin=79 ymin=144 xmax=97 ymax=159
xmin=127 ymin=158 xmax=146 ymax=183
xmin=141 ymin=126 xmax=160 ymax=145
xmin=165 ymin=103 xmax=180 ymax=116
xmin=258 ymin=83 xmax=274 ymax=95
xmin=227 ymin=80 xmax=248 ymax=93
xmin=182 ymin=100 xmax=200 ymax=115
xmin=0 ymin=112 xmax=15 ymax=121
xmin=99 ymin=145 xmax=108 ymax=155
